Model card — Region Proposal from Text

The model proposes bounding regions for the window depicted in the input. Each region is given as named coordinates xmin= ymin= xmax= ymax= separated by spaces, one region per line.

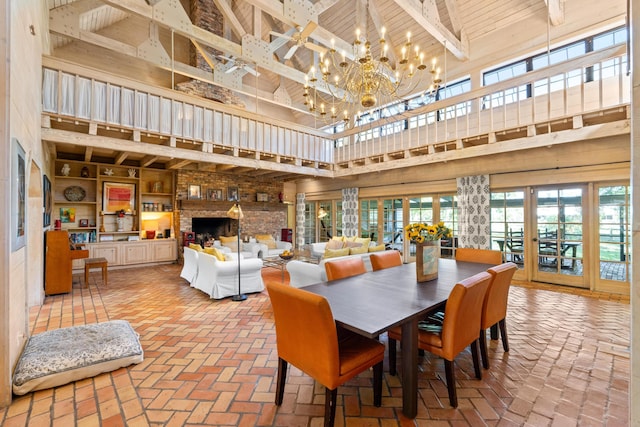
xmin=360 ymin=199 xmax=378 ymax=240
xmin=490 ymin=191 xmax=525 ymax=266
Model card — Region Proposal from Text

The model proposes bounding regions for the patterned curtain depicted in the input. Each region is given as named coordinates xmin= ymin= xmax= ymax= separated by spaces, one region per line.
xmin=342 ymin=188 xmax=359 ymax=237
xmin=457 ymin=175 xmax=491 ymax=249
xmin=295 ymin=193 xmax=305 ymax=249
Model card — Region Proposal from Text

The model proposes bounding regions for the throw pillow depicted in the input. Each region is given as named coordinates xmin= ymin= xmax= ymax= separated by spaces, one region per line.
xmin=326 ymin=239 xmax=345 ymax=250
xmin=355 ymin=237 xmax=371 ymax=247
xmin=368 ymin=244 xmax=386 ymax=252
xmin=203 ymin=247 xmax=225 ymax=261
xmin=188 ymin=243 xmax=202 ymax=252
xmin=255 ymin=234 xmax=272 ymax=241
xmin=349 ymin=245 xmax=369 ymax=255
xmin=331 ymin=236 xmax=345 ymax=242
xmin=344 ymin=236 xmax=358 ymax=242
xmin=324 ymin=247 xmax=350 ymax=258
xmin=344 ymin=241 xmax=362 ymax=248
xmin=257 ymin=237 xmax=277 ymax=249
xmin=219 ymin=235 xmax=237 ymax=243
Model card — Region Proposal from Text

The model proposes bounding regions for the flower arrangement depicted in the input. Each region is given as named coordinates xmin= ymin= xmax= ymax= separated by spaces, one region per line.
xmin=404 ymin=221 xmax=452 ymax=243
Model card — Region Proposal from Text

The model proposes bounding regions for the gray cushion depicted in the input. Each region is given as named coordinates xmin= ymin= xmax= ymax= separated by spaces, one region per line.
xmin=12 ymin=320 xmax=143 ymax=395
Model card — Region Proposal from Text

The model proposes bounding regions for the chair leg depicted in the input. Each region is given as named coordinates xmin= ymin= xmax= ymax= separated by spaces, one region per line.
xmin=479 ymin=328 xmax=489 ymax=369
xmin=373 ymin=361 xmax=383 ymax=407
xmin=388 ymin=337 xmax=397 ymax=376
xmin=490 ymin=323 xmax=499 ymax=340
xmin=324 ymin=387 xmax=337 ymax=427
xmin=444 ymin=359 xmax=457 ymax=408
xmin=470 ymin=339 xmax=482 ymax=380
xmin=275 ymin=358 xmax=287 ymax=405
xmin=499 ymin=319 xmax=509 ymax=352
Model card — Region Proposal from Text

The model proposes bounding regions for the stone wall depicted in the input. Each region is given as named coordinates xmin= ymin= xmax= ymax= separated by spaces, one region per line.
xmin=175 ymin=0 xmax=244 ymax=107
xmin=176 ymin=170 xmax=287 ymax=242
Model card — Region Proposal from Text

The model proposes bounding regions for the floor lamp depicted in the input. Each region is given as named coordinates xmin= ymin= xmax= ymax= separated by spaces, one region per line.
xmin=227 ymin=203 xmax=246 ymax=301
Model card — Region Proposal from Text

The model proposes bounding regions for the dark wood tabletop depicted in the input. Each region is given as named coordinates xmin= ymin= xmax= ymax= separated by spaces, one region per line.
xmin=303 ymin=258 xmax=494 ymax=419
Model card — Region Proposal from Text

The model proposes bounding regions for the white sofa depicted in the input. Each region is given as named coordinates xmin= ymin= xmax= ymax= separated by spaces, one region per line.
xmin=286 ymin=253 xmax=374 ymax=288
xmin=256 ymin=241 xmax=292 ymax=259
xmin=213 ymin=240 xmax=260 ymax=259
xmin=192 ymin=252 xmax=264 ymax=299
xmin=310 ymin=240 xmax=379 ymax=259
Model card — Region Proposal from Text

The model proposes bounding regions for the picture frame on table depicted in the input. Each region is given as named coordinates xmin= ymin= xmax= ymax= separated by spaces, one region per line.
xmin=207 ymin=188 xmax=223 ymax=201
xmin=103 ymin=182 xmax=136 ymax=214
xmin=188 ymin=184 xmax=202 ymax=200
xmin=79 ymin=219 xmax=89 ymax=227
xmin=227 ymin=186 xmax=239 ymax=202
xmin=256 ymin=192 xmax=268 ymax=202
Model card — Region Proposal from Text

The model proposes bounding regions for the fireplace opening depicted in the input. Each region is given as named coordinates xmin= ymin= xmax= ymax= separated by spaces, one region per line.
xmin=192 ymin=217 xmax=232 ymax=243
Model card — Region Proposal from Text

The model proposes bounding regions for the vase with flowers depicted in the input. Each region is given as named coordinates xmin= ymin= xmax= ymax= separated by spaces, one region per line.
xmin=405 ymin=222 xmax=452 ymax=282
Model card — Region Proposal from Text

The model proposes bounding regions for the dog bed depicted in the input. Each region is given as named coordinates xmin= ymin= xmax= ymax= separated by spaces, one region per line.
xmin=13 ymin=320 xmax=143 ymax=395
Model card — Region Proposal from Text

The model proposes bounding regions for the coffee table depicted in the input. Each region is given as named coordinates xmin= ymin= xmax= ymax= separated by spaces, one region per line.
xmin=262 ymin=252 xmax=318 ymax=282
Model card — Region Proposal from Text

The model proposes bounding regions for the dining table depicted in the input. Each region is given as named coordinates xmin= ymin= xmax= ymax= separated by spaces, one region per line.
xmin=303 ymin=258 xmax=494 ymax=418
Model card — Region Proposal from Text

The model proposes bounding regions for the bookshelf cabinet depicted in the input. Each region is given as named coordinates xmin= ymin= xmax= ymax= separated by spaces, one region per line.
xmin=53 ymin=159 xmax=177 ymax=267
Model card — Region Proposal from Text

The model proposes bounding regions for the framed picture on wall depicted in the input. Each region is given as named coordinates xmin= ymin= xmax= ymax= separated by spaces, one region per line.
xmin=11 ymin=138 xmax=26 ymax=251
xmin=207 ymin=188 xmax=223 ymax=201
xmin=227 ymin=186 xmax=239 ymax=202
xmin=188 ymin=184 xmax=202 ymax=200
xmin=43 ymin=174 xmax=52 ymax=227
xmin=103 ymin=182 xmax=136 ymax=214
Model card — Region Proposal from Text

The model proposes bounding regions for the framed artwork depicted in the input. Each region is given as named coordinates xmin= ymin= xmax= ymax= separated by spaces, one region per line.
xmin=43 ymin=174 xmax=52 ymax=227
xmin=11 ymin=138 xmax=26 ymax=251
xmin=103 ymin=182 xmax=136 ymax=214
xmin=79 ymin=219 xmax=89 ymax=227
xmin=227 ymin=186 xmax=239 ymax=202
xmin=256 ymin=192 xmax=268 ymax=202
xmin=60 ymin=207 xmax=76 ymax=223
xmin=188 ymin=184 xmax=202 ymax=200
xmin=207 ymin=188 xmax=223 ymax=201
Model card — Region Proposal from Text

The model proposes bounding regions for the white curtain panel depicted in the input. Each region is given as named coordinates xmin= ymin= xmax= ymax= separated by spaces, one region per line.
xmin=342 ymin=188 xmax=359 ymax=238
xmin=457 ymin=175 xmax=491 ymax=249
xmin=296 ymin=193 xmax=306 ymax=249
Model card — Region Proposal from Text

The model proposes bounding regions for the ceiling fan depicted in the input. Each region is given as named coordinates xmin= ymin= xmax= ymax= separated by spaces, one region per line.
xmin=216 ymin=54 xmax=260 ymax=76
xmin=270 ymin=22 xmax=326 ymax=60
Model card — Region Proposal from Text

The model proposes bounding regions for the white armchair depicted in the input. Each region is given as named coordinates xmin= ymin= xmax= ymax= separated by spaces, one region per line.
xmin=191 ymin=252 xmax=264 ymax=299
xmin=180 ymin=246 xmax=199 ymax=284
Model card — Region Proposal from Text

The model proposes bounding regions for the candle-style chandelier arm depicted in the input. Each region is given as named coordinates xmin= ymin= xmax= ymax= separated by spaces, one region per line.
xmin=302 ymin=24 xmax=444 ymax=128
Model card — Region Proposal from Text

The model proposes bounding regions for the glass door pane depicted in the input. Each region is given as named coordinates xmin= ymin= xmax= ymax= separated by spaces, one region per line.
xmin=490 ymin=190 xmax=525 ymax=267
xmin=533 ymin=187 xmax=586 ymax=287
xmin=360 ymin=199 xmax=378 ymax=241
xmin=407 ymin=197 xmax=433 ymax=258
xmin=382 ymin=198 xmax=403 ymax=253
xmin=597 ymin=185 xmax=630 ymax=287
xmin=439 ymin=195 xmax=458 ymax=257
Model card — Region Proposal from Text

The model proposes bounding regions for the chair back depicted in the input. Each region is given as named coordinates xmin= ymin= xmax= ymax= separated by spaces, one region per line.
xmin=324 ymin=257 xmax=367 ymax=281
xmin=267 ymin=282 xmax=340 ymax=386
xmin=455 ymin=247 xmax=502 ymax=265
xmin=483 ymin=262 xmax=518 ymax=329
xmin=440 ymin=271 xmax=492 ymax=360
xmin=370 ymin=250 xmax=402 ymax=271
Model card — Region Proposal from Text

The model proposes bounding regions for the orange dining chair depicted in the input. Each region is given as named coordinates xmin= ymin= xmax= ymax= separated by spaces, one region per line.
xmin=387 ymin=271 xmax=492 ymax=407
xmin=267 ymin=282 xmax=384 ymax=427
xmin=455 ymin=247 xmax=502 ymax=265
xmin=324 ymin=257 xmax=367 ymax=281
xmin=480 ymin=262 xmax=518 ymax=369
xmin=370 ymin=250 xmax=402 ymax=271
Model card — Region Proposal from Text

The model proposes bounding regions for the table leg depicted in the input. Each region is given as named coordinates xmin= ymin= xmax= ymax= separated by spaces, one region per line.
xmin=401 ymin=318 xmax=418 ymax=418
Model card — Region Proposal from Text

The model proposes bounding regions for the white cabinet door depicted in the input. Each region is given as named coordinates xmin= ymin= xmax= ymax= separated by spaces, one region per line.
xmin=91 ymin=243 xmax=120 ymax=265
xmin=123 ymin=242 xmax=149 ymax=265
xmin=152 ymin=240 xmax=176 ymax=262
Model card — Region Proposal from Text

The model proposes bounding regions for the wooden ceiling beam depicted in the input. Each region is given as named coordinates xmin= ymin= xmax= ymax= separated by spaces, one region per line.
xmin=391 ymin=0 xmax=469 ymax=60
xmin=213 ymin=0 xmax=247 ymax=39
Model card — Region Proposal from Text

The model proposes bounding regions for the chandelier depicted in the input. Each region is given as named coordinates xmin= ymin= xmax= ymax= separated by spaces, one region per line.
xmin=303 ymin=25 xmax=443 ymax=127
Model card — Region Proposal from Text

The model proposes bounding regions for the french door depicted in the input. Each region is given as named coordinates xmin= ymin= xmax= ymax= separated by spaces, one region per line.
xmin=532 ymin=186 xmax=587 ymax=287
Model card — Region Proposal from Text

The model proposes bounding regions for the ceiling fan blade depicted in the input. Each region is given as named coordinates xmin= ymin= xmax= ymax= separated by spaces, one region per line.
xmin=305 ymin=42 xmax=327 ymax=55
xmin=225 ymin=65 xmax=239 ymax=74
xmin=284 ymin=45 xmax=298 ymax=60
xmin=299 ymin=21 xmax=318 ymax=39
xmin=269 ymin=29 xmax=295 ymax=41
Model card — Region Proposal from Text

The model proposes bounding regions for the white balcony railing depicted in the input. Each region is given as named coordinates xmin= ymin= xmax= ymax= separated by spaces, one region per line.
xmin=333 ymin=45 xmax=629 ymax=164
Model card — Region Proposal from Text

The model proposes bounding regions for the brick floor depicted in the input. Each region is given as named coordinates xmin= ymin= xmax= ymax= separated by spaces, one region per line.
xmin=0 ymin=263 xmax=630 ymax=426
